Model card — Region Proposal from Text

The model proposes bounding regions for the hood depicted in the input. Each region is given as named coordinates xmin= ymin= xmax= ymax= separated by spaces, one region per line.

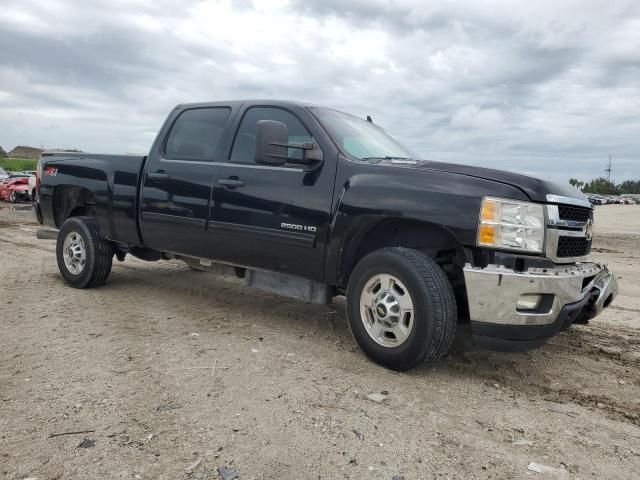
xmin=420 ymin=161 xmax=588 ymax=205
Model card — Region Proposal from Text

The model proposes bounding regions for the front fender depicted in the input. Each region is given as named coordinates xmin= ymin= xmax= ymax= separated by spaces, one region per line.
xmin=325 ymin=163 xmax=529 ymax=286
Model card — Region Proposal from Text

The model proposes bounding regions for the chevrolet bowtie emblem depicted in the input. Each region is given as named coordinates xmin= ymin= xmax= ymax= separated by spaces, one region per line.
xmin=585 ymin=219 xmax=594 ymax=241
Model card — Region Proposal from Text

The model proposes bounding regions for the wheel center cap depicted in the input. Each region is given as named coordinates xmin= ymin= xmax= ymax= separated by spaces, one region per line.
xmin=375 ymin=304 xmax=387 ymax=318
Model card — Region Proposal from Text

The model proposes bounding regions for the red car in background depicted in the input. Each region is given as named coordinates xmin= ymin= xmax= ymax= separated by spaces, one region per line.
xmin=0 ymin=175 xmax=30 ymax=203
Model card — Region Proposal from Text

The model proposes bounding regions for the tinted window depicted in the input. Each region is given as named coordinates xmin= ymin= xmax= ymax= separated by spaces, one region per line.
xmin=165 ymin=107 xmax=230 ymax=161
xmin=229 ymin=107 xmax=313 ymax=164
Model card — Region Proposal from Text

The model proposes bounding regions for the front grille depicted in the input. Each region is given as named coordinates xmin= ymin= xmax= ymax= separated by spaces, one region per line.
xmin=558 ymin=205 xmax=592 ymax=224
xmin=557 ymin=236 xmax=592 ymax=258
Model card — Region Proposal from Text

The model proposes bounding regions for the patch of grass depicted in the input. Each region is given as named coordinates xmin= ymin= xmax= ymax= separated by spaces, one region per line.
xmin=0 ymin=158 xmax=38 ymax=172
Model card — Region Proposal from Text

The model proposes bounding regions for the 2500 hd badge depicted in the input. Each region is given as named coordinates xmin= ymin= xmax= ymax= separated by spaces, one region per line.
xmin=281 ymin=223 xmax=317 ymax=233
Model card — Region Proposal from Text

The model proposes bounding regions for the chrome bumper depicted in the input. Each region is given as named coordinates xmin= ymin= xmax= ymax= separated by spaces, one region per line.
xmin=463 ymin=262 xmax=618 ymax=326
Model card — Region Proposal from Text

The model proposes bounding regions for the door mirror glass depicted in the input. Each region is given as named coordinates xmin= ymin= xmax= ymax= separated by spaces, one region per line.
xmin=255 ymin=120 xmax=288 ymax=165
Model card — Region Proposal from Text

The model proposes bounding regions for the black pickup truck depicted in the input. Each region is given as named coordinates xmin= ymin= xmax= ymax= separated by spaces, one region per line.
xmin=35 ymin=100 xmax=617 ymax=370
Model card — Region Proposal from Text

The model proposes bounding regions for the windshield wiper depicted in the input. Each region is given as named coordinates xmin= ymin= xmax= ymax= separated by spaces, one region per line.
xmin=361 ymin=156 xmax=413 ymax=161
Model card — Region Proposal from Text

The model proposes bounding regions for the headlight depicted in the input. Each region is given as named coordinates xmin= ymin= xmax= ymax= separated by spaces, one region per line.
xmin=477 ymin=197 xmax=545 ymax=253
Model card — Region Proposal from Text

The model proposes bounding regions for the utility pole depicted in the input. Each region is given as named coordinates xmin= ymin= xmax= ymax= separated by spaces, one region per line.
xmin=605 ymin=154 xmax=612 ymax=182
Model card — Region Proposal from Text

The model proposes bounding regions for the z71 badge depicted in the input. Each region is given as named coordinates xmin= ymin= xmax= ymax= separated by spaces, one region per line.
xmin=281 ymin=223 xmax=317 ymax=233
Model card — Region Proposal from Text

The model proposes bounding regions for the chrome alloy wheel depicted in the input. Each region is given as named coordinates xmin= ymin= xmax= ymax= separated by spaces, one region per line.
xmin=359 ymin=273 xmax=414 ymax=347
xmin=62 ymin=231 xmax=86 ymax=275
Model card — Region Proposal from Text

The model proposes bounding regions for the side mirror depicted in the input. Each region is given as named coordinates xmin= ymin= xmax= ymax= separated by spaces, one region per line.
xmin=255 ymin=120 xmax=288 ymax=166
xmin=254 ymin=119 xmax=324 ymax=170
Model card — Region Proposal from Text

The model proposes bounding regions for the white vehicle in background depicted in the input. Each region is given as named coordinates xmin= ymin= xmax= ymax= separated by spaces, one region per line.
xmin=28 ymin=174 xmax=37 ymax=203
xmin=0 ymin=166 xmax=8 ymax=180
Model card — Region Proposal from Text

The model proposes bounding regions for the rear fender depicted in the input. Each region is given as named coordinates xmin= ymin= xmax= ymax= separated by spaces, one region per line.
xmin=52 ymin=185 xmax=101 ymax=229
xmin=40 ymin=157 xmax=113 ymax=238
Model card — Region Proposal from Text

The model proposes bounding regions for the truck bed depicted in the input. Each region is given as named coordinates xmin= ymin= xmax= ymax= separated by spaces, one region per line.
xmin=39 ymin=152 xmax=146 ymax=246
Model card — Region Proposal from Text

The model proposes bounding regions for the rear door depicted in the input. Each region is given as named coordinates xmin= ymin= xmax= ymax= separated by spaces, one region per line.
xmin=208 ymin=104 xmax=337 ymax=281
xmin=140 ymin=105 xmax=234 ymax=257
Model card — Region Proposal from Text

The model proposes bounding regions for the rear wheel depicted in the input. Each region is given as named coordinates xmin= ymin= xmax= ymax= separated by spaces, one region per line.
xmin=346 ymin=247 xmax=457 ymax=371
xmin=56 ymin=216 xmax=113 ymax=288
xmin=9 ymin=191 xmax=17 ymax=203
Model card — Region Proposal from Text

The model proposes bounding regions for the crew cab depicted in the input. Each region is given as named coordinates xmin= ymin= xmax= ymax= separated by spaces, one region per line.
xmin=35 ymin=100 xmax=617 ymax=370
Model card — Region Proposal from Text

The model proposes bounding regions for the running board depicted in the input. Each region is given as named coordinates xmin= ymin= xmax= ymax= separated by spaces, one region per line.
xmin=36 ymin=228 xmax=58 ymax=240
xmin=244 ymin=269 xmax=332 ymax=305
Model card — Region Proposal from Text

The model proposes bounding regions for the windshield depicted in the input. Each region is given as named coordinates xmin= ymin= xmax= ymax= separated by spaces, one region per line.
xmin=312 ymin=108 xmax=416 ymax=161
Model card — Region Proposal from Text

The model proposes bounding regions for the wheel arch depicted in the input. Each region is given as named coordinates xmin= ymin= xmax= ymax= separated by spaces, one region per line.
xmin=52 ymin=185 xmax=98 ymax=228
xmin=340 ymin=218 xmax=463 ymax=280
xmin=337 ymin=217 xmax=470 ymax=319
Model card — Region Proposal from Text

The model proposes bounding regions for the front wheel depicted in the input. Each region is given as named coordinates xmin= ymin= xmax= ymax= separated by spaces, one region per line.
xmin=9 ymin=191 xmax=17 ymax=203
xmin=346 ymin=247 xmax=457 ymax=371
xmin=56 ymin=216 xmax=113 ymax=288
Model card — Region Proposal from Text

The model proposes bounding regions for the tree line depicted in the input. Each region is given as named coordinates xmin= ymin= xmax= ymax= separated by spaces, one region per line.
xmin=569 ymin=177 xmax=640 ymax=195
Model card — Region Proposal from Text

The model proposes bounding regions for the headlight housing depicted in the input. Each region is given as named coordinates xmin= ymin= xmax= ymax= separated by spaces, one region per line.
xmin=477 ymin=197 xmax=545 ymax=253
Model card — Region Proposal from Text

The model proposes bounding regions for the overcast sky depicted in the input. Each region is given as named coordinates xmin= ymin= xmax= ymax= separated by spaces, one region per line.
xmin=1 ymin=0 xmax=638 ymax=182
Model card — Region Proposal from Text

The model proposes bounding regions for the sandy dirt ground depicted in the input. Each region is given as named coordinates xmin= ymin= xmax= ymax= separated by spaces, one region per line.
xmin=1 ymin=204 xmax=639 ymax=480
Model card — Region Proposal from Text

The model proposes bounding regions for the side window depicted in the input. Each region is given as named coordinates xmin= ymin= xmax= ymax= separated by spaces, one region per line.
xmin=229 ymin=107 xmax=314 ymax=164
xmin=164 ymin=107 xmax=230 ymax=161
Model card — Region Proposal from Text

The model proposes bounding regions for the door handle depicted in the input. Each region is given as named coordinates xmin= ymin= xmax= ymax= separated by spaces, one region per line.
xmin=147 ymin=171 xmax=169 ymax=182
xmin=217 ymin=178 xmax=245 ymax=188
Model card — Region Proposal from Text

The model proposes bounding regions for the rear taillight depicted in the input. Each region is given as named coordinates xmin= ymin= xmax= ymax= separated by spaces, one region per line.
xmin=36 ymin=156 xmax=42 ymax=189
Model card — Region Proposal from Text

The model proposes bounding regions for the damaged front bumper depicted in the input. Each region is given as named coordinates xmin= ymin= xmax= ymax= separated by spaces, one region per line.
xmin=463 ymin=262 xmax=618 ymax=351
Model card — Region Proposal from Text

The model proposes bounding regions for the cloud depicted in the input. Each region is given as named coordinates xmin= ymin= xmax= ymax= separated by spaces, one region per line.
xmin=450 ymin=105 xmax=505 ymax=129
xmin=0 ymin=0 xmax=638 ymax=182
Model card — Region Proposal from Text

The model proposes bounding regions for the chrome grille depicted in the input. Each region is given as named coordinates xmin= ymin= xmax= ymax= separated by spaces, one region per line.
xmin=558 ymin=205 xmax=593 ymax=224
xmin=546 ymin=203 xmax=593 ymax=262
xmin=557 ymin=236 xmax=592 ymax=258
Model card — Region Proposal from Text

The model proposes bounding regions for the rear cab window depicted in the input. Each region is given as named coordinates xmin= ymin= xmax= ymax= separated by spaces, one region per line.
xmin=164 ymin=107 xmax=231 ymax=161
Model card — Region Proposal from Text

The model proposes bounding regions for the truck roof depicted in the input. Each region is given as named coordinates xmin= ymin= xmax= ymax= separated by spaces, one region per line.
xmin=175 ymin=99 xmax=322 ymax=110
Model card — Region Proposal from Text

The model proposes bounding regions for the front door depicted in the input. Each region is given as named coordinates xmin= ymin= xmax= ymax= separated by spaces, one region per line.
xmin=140 ymin=106 xmax=232 ymax=258
xmin=208 ymin=105 xmax=336 ymax=281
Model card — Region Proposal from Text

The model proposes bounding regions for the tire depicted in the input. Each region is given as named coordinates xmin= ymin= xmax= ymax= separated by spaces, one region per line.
xmin=9 ymin=191 xmax=17 ymax=203
xmin=346 ymin=247 xmax=457 ymax=371
xmin=56 ymin=216 xmax=113 ymax=288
